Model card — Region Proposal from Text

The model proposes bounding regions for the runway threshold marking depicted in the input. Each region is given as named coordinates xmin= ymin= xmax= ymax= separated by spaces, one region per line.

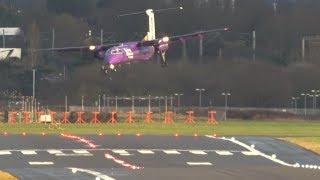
xmin=215 ymin=151 xmax=233 ymax=155
xmin=189 ymin=150 xmax=207 ymax=155
xmin=137 ymin=150 xmax=155 ymax=154
xmin=21 ymin=150 xmax=37 ymax=155
xmin=47 ymin=150 xmax=63 ymax=154
xmin=29 ymin=162 xmax=54 ymax=165
xmin=55 ymin=153 xmax=93 ymax=157
xmin=187 ymin=162 xmax=212 ymax=166
xmin=0 ymin=151 xmax=11 ymax=155
xmin=72 ymin=150 xmax=90 ymax=154
xmin=163 ymin=150 xmax=181 ymax=154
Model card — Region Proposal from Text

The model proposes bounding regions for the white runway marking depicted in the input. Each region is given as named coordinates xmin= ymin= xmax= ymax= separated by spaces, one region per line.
xmin=112 ymin=150 xmax=129 ymax=154
xmin=73 ymin=150 xmax=90 ymax=154
xmin=55 ymin=153 xmax=93 ymax=157
xmin=29 ymin=162 xmax=54 ymax=165
xmin=187 ymin=162 xmax=212 ymax=166
xmin=215 ymin=151 xmax=233 ymax=155
xmin=0 ymin=151 xmax=11 ymax=155
xmin=189 ymin=150 xmax=207 ymax=155
xmin=47 ymin=150 xmax=63 ymax=154
xmin=242 ymin=151 xmax=260 ymax=156
xmin=67 ymin=167 xmax=115 ymax=180
xmin=205 ymin=135 xmax=295 ymax=167
xmin=138 ymin=150 xmax=155 ymax=154
xmin=21 ymin=150 xmax=37 ymax=155
xmin=163 ymin=150 xmax=181 ymax=154
xmin=112 ymin=149 xmax=131 ymax=156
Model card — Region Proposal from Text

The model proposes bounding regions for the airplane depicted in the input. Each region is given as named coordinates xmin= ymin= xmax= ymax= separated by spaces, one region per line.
xmin=36 ymin=28 xmax=228 ymax=75
xmin=35 ymin=8 xmax=229 ymax=74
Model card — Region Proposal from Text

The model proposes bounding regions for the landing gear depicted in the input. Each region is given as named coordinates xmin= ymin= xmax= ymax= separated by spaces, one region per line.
xmin=101 ymin=65 xmax=109 ymax=75
xmin=160 ymin=51 xmax=167 ymax=67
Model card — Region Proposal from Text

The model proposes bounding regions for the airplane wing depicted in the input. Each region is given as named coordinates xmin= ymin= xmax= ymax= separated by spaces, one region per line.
xmin=33 ymin=43 xmax=120 ymax=52
xmin=137 ymin=27 xmax=229 ymax=47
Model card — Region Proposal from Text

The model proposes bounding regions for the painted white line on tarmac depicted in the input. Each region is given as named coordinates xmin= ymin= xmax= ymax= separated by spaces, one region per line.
xmin=29 ymin=162 xmax=54 ymax=165
xmin=137 ymin=150 xmax=155 ymax=154
xmin=47 ymin=150 xmax=63 ymax=154
xmin=55 ymin=153 xmax=93 ymax=157
xmin=189 ymin=150 xmax=207 ymax=155
xmin=187 ymin=162 xmax=212 ymax=166
xmin=73 ymin=150 xmax=90 ymax=154
xmin=67 ymin=167 xmax=115 ymax=180
xmin=242 ymin=151 xmax=260 ymax=156
xmin=163 ymin=150 xmax=181 ymax=154
xmin=206 ymin=135 xmax=294 ymax=167
xmin=21 ymin=150 xmax=37 ymax=155
xmin=112 ymin=150 xmax=129 ymax=154
xmin=215 ymin=151 xmax=233 ymax=155
xmin=0 ymin=151 xmax=11 ymax=155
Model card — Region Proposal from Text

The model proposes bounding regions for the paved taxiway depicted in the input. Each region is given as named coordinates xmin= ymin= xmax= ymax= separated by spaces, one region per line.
xmin=0 ymin=134 xmax=319 ymax=180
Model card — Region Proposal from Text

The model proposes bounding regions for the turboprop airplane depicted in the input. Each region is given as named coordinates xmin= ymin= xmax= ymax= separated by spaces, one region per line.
xmin=36 ymin=7 xmax=229 ymax=74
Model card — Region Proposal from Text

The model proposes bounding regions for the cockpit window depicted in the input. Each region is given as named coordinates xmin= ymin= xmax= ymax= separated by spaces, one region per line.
xmin=110 ymin=49 xmax=123 ymax=54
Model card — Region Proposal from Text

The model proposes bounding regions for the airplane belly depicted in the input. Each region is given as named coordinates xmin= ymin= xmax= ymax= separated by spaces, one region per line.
xmin=134 ymin=47 xmax=154 ymax=60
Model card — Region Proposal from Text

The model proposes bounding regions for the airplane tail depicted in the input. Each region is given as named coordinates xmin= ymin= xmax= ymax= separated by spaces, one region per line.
xmin=142 ymin=34 xmax=149 ymax=41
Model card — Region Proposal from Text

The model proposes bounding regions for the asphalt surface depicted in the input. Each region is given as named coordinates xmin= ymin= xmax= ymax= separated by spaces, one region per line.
xmin=0 ymin=134 xmax=319 ymax=180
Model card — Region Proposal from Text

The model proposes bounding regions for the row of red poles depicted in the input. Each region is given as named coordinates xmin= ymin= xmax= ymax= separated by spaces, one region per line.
xmin=6 ymin=111 xmax=218 ymax=124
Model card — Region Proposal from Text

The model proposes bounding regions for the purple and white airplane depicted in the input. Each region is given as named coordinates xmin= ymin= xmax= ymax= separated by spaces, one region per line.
xmin=38 ymin=28 xmax=228 ymax=74
xmin=37 ymin=8 xmax=228 ymax=74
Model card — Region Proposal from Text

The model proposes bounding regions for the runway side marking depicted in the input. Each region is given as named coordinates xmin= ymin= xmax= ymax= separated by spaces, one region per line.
xmin=205 ymin=135 xmax=294 ymax=167
xmin=0 ymin=151 xmax=11 ymax=155
xmin=215 ymin=151 xmax=233 ymax=155
xmin=112 ymin=150 xmax=129 ymax=154
xmin=67 ymin=167 xmax=115 ymax=180
xmin=112 ymin=149 xmax=131 ymax=156
xmin=137 ymin=150 xmax=155 ymax=154
xmin=21 ymin=150 xmax=37 ymax=155
xmin=73 ymin=150 xmax=90 ymax=154
xmin=163 ymin=150 xmax=181 ymax=154
xmin=187 ymin=162 xmax=212 ymax=166
xmin=189 ymin=150 xmax=207 ymax=155
xmin=29 ymin=162 xmax=54 ymax=165
xmin=55 ymin=153 xmax=93 ymax=157
xmin=242 ymin=151 xmax=260 ymax=156
xmin=47 ymin=150 xmax=63 ymax=154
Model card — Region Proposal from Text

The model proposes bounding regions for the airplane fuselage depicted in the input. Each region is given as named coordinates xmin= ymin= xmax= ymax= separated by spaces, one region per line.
xmin=105 ymin=42 xmax=154 ymax=65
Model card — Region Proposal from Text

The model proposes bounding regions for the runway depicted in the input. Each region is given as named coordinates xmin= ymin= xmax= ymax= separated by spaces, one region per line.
xmin=0 ymin=134 xmax=319 ymax=180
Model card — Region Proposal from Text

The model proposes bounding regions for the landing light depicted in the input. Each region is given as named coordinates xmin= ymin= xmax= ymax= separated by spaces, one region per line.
xmin=224 ymin=27 xmax=229 ymax=31
xmin=162 ymin=36 xmax=169 ymax=42
xmin=110 ymin=64 xmax=115 ymax=70
xmin=89 ymin=45 xmax=96 ymax=51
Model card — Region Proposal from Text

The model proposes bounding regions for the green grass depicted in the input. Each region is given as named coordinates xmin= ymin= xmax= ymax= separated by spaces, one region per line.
xmin=1 ymin=120 xmax=320 ymax=136
xmin=281 ymin=137 xmax=320 ymax=154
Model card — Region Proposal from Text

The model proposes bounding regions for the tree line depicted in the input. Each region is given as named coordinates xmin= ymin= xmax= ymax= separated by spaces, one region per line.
xmin=0 ymin=0 xmax=319 ymax=108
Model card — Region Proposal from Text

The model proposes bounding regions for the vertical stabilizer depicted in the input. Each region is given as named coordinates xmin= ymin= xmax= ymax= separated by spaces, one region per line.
xmin=146 ymin=9 xmax=156 ymax=40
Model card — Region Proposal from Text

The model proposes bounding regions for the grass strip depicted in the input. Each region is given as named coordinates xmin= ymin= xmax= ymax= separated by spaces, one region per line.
xmin=281 ymin=137 xmax=320 ymax=154
xmin=0 ymin=171 xmax=17 ymax=180
xmin=0 ymin=120 xmax=320 ymax=136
